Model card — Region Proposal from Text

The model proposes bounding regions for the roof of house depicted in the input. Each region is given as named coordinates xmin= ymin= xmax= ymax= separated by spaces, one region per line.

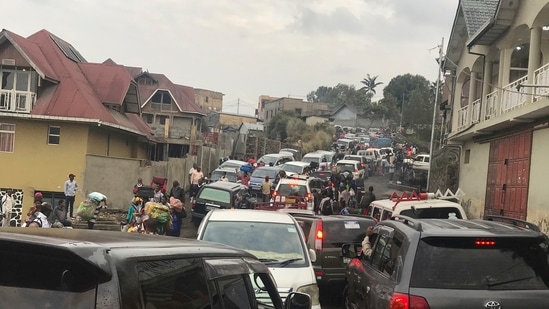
xmin=331 ymin=103 xmax=358 ymax=116
xmin=0 ymin=29 xmax=153 ymax=138
xmin=130 ymin=70 xmax=205 ymax=116
xmin=446 ymin=0 xmax=518 ymax=68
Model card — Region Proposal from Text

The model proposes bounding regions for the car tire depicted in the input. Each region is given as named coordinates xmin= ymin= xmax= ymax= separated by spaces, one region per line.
xmin=343 ymin=284 xmax=358 ymax=309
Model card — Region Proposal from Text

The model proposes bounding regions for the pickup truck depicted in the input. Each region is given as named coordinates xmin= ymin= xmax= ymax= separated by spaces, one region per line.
xmin=404 ymin=154 xmax=430 ymax=170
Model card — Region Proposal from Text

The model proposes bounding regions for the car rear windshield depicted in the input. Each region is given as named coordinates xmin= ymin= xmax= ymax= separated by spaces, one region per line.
xmin=251 ymin=169 xmax=278 ymax=179
xmin=278 ymin=184 xmax=308 ymax=197
xmin=198 ymin=188 xmax=231 ymax=204
xmin=411 ymin=237 xmax=549 ymax=290
xmin=310 ymin=171 xmax=332 ymax=180
xmin=337 ymin=163 xmax=355 ymax=172
xmin=399 ymin=207 xmax=464 ymax=219
xmin=302 ymin=157 xmax=320 ymax=164
xmin=323 ymin=220 xmax=374 ymax=246
xmin=211 ymin=170 xmax=238 ymax=182
xmin=282 ymin=164 xmax=305 ymax=174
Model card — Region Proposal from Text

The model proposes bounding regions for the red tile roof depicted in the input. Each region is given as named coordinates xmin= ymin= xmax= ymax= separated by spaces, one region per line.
xmin=1 ymin=29 xmax=153 ymax=139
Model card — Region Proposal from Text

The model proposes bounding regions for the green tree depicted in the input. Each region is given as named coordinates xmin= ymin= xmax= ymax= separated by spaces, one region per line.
xmin=265 ymin=111 xmax=296 ymax=141
xmin=307 ymin=83 xmax=371 ymax=109
xmin=360 ymin=74 xmax=383 ymax=94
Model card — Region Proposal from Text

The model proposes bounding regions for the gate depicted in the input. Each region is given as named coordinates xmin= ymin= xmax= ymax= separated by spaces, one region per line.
xmin=484 ymin=131 xmax=531 ymax=220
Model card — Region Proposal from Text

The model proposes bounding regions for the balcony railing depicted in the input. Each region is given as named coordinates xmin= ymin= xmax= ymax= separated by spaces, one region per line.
xmin=471 ymin=98 xmax=481 ymax=124
xmin=534 ymin=62 xmax=549 ymax=101
xmin=0 ymin=89 xmax=35 ymax=113
xmin=501 ymin=75 xmax=528 ymax=113
xmin=457 ymin=105 xmax=469 ymax=131
xmin=485 ymin=90 xmax=498 ymax=119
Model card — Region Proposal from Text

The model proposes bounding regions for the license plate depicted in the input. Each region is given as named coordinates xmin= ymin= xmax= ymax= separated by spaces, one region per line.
xmin=286 ymin=198 xmax=296 ymax=204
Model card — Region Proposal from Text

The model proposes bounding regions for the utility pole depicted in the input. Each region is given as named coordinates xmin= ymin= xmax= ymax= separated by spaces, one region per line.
xmin=427 ymin=37 xmax=444 ymax=192
xmin=399 ymin=93 xmax=405 ymax=131
xmin=237 ymin=98 xmax=240 ymax=114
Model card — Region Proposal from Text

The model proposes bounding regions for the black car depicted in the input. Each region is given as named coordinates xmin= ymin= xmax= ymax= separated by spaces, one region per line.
xmin=309 ymin=170 xmax=333 ymax=183
xmin=291 ymin=214 xmax=376 ymax=292
xmin=0 ymin=228 xmax=310 ymax=308
xmin=342 ymin=216 xmax=549 ymax=309
xmin=191 ymin=181 xmax=254 ymax=227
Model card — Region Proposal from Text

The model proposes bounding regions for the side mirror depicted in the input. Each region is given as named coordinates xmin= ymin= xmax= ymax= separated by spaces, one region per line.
xmin=309 ymin=248 xmax=317 ymax=263
xmin=285 ymin=292 xmax=312 ymax=309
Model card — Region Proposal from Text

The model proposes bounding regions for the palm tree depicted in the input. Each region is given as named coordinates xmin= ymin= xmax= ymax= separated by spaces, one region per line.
xmin=360 ymin=74 xmax=383 ymax=94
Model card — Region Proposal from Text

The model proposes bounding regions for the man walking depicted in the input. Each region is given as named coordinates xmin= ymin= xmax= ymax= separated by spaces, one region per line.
xmin=1 ymin=189 xmax=15 ymax=227
xmin=261 ymin=176 xmax=272 ymax=202
xmin=190 ymin=167 xmax=204 ymax=200
xmin=169 ymin=180 xmax=185 ymax=203
xmin=359 ymin=186 xmax=376 ymax=214
xmin=64 ymin=173 xmax=78 ymax=218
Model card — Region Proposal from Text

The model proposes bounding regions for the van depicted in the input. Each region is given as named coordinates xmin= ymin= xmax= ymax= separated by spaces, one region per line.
xmin=302 ymin=152 xmax=330 ymax=170
xmin=0 ymin=228 xmax=310 ymax=308
xmin=198 ymin=209 xmax=321 ymax=308
xmin=335 ymin=138 xmax=354 ymax=150
xmin=365 ymin=191 xmax=468 ymax=221
xmin=357 ymin=148 xmax=381 ymax=164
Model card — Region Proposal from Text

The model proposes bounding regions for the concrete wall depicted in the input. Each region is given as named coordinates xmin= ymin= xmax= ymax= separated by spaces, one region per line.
xmin=528 ymin=127 xmax=549 ymax=234
xmin=458 ymin=140 xmax=490 ymax=219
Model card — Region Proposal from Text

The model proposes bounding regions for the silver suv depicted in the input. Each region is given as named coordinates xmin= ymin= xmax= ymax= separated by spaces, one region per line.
xmin=342 ymin=216 xmax=549 ymax=309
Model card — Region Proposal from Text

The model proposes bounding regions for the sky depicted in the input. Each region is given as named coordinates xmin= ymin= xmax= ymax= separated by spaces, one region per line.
xmin=5 ymin=0 xmax=458 ymax=116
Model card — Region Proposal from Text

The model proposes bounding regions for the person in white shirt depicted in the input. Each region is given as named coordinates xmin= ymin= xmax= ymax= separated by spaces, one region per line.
xmin=64 ymin=173 xmax=78 ymax=218
xmin=1 ymin=189 xmax=15 ymax=227
xmin=220 ymin=172 xmax=229 ymax=182
xmin=190 ymin=167 xmax=204 ymax=199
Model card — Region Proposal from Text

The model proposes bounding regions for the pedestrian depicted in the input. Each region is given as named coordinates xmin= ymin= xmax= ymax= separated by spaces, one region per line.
xmin=220 ymin=172 xmax=229 ymax=182
xmin=320 ymin=191 xmax=333 ymax=215
xmin=133 ymin=178 xmax=144 ymax=195
xmin=359 ymin=186 xmax=376 ymax=213
xmin=152 ymin=183 xmax=164 ymax=203
xmin=33 ymin=202 xmax=52 ymax=228
xmin=361 ymin=226 xmax=375 ymax=257
xmin=261 ymin=176 xmax=272 ymax=202
xmin=389 ymin=164 xmax=395 ymax=184
xmin=64 ymin=173 xmax=78 ymax=219
xmin=168 ymin=180 xmax=185 ymax=203
xmin=86 ymin=192 xmax=108 ymax=230
xmin=189 ymin=163 xmax=198 ymax=194
xmin=166 ymin=197 xmax=184 ymax=237
xmin=241 ymin=172 xmax=250 ymax=187
xmin=1 ymin=189 xmax=15 ymax=227
xmin=52 ymin=199 xmax=72 ymax=227
xmin=190 ymin=167 xmax=204 ymax=200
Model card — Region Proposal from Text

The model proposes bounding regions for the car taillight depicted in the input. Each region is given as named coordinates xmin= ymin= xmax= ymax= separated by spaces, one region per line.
xmin=306 ymin=193 xmax=312 ymax=200
xmin=314 ymin=221 xmax=323 ymax=251
xmin=272 ymin=190 xmax=278 ymax=197
xmin=389 ymin=292 xmax=430 ymax=309
xmin=475 ymin=238 xmax=496 ymax=246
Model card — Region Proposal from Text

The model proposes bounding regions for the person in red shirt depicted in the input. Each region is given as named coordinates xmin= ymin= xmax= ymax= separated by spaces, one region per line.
xmin=241 ymin=172 xmax=250 ymax=186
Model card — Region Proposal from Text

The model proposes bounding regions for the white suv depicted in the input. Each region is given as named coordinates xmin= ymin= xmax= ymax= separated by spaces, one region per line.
xmin=272 ymin=176 xmax=324 ymax=210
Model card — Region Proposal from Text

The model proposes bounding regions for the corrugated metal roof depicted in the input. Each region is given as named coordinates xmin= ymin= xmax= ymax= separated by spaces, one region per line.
xmin=461 ymin=0 xmax=499 ymax=37
xmin=2 ymin=29 xmax=152 ymax=138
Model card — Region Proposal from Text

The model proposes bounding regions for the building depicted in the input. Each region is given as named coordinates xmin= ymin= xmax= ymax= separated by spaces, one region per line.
xmin=444 ymin=0 xmax=549 ymax=233
xmin=257 ymin=95 xmax=279 ymax=120
xmin=0 ymin=29 xmax=154 ymax=225
xmin=262 ymin=97 xmax=329 ymax=125
xmin=125 ymin=67 xmax=206 ymax=160
xmin=195 ymin=88 xmax=223 ymax=113
xmin=204 ymin=111 xmax=257 ymax=129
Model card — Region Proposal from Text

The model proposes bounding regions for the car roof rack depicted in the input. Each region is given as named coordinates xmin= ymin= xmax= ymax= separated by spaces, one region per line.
xmin=388 ymin=188 xmax=466 ymax=210
xmin=484 ymin=215 xmax=540 ymax=232
xmin=390 ymin=214 xmax=423 ymax=232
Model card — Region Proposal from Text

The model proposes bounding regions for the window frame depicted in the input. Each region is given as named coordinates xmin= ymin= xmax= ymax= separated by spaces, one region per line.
xmin=0 ymin=122 xmax=15 ymax=152
xmin=48 ymin=126 xmax=61 ymax=145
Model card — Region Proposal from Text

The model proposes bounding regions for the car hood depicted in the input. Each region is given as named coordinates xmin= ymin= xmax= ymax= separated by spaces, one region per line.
xmin=268 ymin=266 xmax=315 ymax=291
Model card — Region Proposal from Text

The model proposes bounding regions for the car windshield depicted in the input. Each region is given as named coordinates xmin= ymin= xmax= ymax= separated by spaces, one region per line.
xmin=277 ymin=184 xmax=308 ymax=197
xmin=210 ymin=170 xmax=238 ymax=182
xmin=282 ymin=164 xmax=305 ymax=174
xmin=302 ymin=157 xmax=320 ymax=164
xmin=400 ymin=207 xmax=464 ymax=219
xmin=251 ymin=168 xmax=278 ymax=179
xmin=337 ymin=163 xmax=355 ymax=172
xmin=202 ymin=221 xmax=306 ymax=267
xmin=198 ymin=188 xmax=231 ymax=204
xmin=258 ymin=155 xmax=278 ymax=166
xmin=411 ymin=237 xmax=549 ymax=290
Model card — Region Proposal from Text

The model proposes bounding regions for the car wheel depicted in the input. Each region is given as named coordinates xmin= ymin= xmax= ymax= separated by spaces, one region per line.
xmin=343 ymin=284 xmax=358 ymax=309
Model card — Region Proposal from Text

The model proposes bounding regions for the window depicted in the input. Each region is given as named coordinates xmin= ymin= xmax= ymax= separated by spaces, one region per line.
xmin=48 ymin=126 xmax=60 ymax=145
xmin=464 ymin=149 xmax=470 ymax=164
xmin=138 ymin=258 xmax=211 ymax=308
xmin=370 ymin=232 xmax=403 ymax=278
xmin=151 ymin=91 xmax=172 ymax=111
xmin=0 ymin=123 xmax=15 ymax=152
xmin=145 ymin=114 xmax=153 ymax=124
xmin=216 ymin=275 xmax=252 ymax=309
xmin=158 ymin=116 xmax=167 ymax=125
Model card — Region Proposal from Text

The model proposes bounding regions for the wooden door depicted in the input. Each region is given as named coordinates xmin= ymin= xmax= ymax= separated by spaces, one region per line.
xmin=485 ymin=131 xmax=531 ymax=220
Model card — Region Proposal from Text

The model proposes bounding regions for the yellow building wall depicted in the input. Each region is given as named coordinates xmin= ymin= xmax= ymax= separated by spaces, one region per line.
xmin=528 ymin=127 xmax=549 ymax=234
xmin=0 ymin=119 xmax=89 ymax=216
xmin=458 ymin=141 xmax=490 ymax=219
